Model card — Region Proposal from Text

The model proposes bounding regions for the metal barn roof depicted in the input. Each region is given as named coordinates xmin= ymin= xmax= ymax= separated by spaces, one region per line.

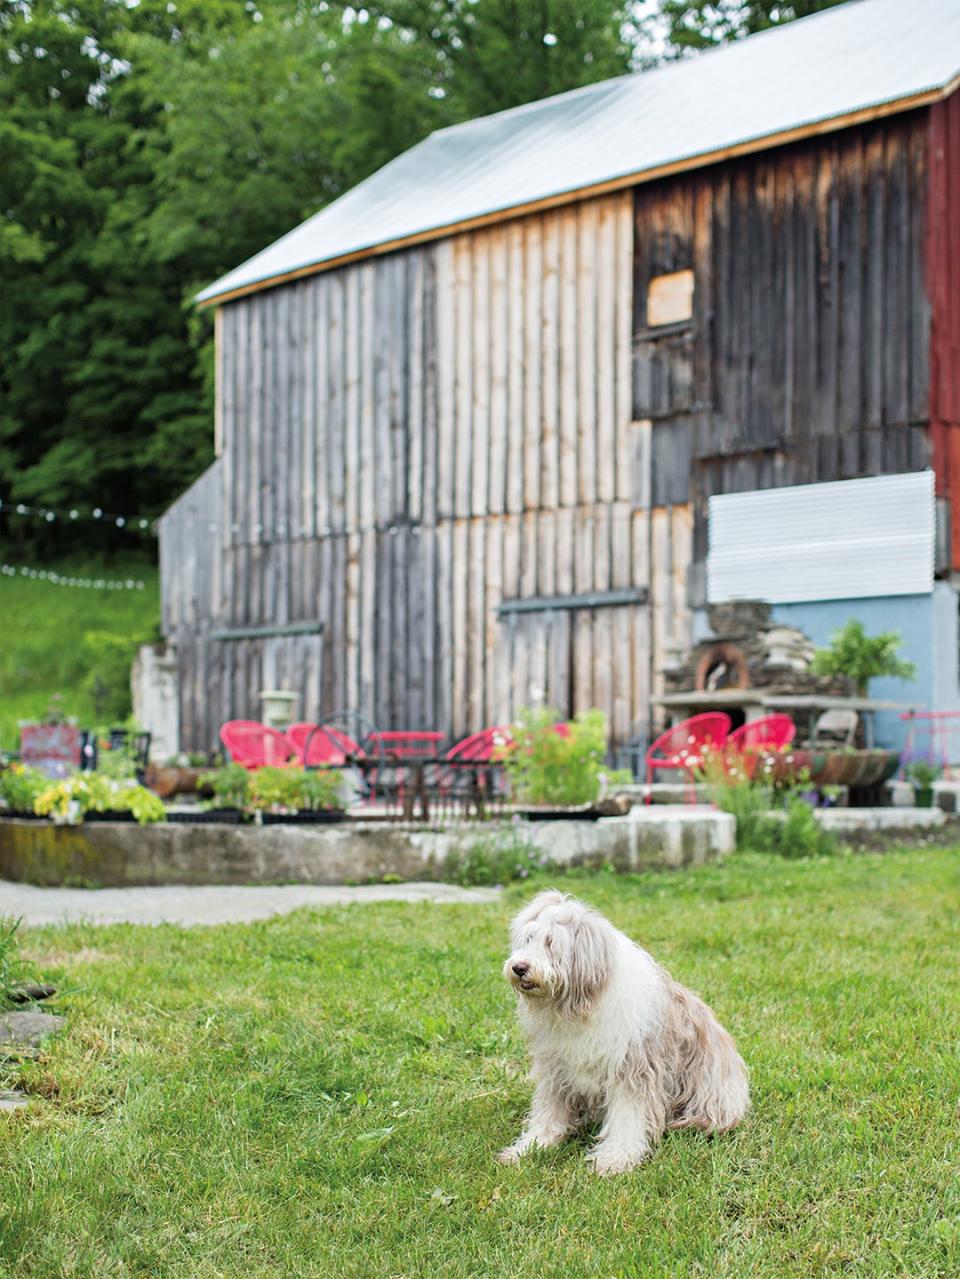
xmin=197 ymin=0 xmax=960 ymax=305
xmin=707 ymin=471 xmax=936 ymax=604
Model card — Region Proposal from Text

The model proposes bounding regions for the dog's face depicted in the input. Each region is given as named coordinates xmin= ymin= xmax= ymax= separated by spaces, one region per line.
xmin=504 ymin=890 xmax=612 ymax=1016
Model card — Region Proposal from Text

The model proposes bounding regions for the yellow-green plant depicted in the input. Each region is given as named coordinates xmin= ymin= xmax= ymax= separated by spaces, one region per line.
xmin=35 ymin=774 xmax=165 ymax=824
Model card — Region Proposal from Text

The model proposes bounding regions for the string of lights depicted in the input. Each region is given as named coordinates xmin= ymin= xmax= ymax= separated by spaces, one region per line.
xmin=0 ymin=563 xmax=147 ymax=591
xmin=0 ymin=497 xmax=155 ymax=532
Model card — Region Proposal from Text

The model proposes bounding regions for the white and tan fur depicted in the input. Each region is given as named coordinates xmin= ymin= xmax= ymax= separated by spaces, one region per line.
xmin=498 ymin=890 xmax=749 ymax=1176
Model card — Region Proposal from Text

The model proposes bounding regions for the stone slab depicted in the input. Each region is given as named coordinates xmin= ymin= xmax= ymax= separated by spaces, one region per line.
xmin=814 ymin=806 xmax=947 ymax=832
xmin=0 ymin=1090 xmax=27 ymax=1112
xmin=0 ymin=1011 xmax=65 ymax=1048
xmin=0 ymin=810 xmax=734 ymax=889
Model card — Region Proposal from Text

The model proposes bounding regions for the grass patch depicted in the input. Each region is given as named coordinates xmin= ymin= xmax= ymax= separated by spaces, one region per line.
xmin=0 ymin=553 xmax=159 ymax=751
xmin=1 ymin=849 xmax=959 ymax=1277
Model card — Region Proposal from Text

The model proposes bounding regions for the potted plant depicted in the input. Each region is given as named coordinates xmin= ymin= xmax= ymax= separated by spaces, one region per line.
xmin=191 ymin=763 xmax=251 ymax=823
xmin=498 ymin=707 xmax=631 ymax=816
xmin=904 ymin=759 xmax=941 ymax=808
xmin=810 ymin=620 xmax=917 ymax=697
xmin=248 ymin=766 xmax=344 ymax=823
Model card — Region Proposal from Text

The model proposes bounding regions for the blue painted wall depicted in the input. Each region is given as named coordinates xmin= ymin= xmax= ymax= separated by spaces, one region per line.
xmin=772 ymin=596 xmax=933 ymax=751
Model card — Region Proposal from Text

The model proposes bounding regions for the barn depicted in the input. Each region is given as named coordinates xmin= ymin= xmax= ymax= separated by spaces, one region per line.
xmin=160 ymin=0 xmax=960 ymax=757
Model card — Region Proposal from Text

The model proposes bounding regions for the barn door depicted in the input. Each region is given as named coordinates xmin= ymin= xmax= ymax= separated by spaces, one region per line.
xmin=493 ymin=601 xmax=649 ymax=754
xmin=494 ymin=610 xmax=572 ymax=722
xmin=213 ymin=631 xmax=324 ymax=730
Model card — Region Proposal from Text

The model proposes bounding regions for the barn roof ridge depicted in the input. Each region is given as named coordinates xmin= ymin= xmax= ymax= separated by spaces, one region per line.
xmin=197 ymin=0 xmax=960 ymax=307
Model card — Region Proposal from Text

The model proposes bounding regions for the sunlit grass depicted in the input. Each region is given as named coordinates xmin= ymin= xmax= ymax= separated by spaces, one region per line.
xmin=1 ymin=848 xmax=958 ymax=1277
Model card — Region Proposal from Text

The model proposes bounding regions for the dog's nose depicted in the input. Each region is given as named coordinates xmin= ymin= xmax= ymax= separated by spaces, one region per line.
xmin=512 ymin=961 xmax=530 ymax=977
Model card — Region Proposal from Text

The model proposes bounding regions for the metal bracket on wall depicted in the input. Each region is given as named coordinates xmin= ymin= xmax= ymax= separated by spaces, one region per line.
xmin=211 ymin=621 xmax=324 ymax=641
xmin=497 ymin=588 xmax=648 ymax=618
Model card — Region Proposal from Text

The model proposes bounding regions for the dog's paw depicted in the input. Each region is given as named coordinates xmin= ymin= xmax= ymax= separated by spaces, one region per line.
xmin=495 ymin=1145 xmax=523 ymax=1166
xmin=587 ymin=1149 xmax=644 ymax=1177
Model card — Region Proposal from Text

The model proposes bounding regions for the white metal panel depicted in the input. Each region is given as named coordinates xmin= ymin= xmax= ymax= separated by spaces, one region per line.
xmin=197 ymin=0 xmax=960 ymax=304
xmin=707 ymin=471 xmax=936 ymax=603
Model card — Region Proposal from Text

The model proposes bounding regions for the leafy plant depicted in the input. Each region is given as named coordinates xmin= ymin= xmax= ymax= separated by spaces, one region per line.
xmin=0 ymin=765 xmax=50 ymax=814
xmin=80 ymin=631 xmax=149 ymax=723
xmin=199 ymin=763 xmax=250 ymax=811
xmin=444 ymin=830 xmax=552 ymax=887
xmin=34 ymin=774 xmax=166 ymax=824
xmin=247 ymin=767 xmax=342 ymax=814
xmin=498 ymin=707 xmax=631 ymax=807
xmin=904 ymin=759 xmax=941 ymax=789
xmin=810 ymin=620 xmax=917 ymax=696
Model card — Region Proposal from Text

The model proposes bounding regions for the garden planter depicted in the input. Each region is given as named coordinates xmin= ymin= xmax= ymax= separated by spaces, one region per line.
xmin=913 ymin=787 xmax=934 ymax=808
xmin=1 ymin=811 xmax=47 ymax=821
xmin=84 ymin=810 xmax=138 ymax=823
xmin=259 ymin=810 xmax=347 ymax=825
xmin=165 ymin=808 xmax=244 ymax=825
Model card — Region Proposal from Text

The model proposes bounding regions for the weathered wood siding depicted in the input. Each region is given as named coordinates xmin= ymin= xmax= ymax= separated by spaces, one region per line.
xmin=164 ymin=194 xmax=651 ymax=752
xmin=633 ymin=108 xmax=934 ymax=599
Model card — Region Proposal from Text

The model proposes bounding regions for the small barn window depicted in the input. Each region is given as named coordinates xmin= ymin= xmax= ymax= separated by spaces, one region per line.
xmin=646 ymin=269 xmax=694 ymax=328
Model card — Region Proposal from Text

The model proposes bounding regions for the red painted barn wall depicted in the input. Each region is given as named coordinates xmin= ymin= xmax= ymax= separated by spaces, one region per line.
xmin=929 ymin=86 xmax=960 ymax=566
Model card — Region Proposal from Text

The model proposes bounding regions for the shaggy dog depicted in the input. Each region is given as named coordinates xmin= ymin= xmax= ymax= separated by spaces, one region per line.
xmin=498 ymin=890 xmax=749 ymax=1175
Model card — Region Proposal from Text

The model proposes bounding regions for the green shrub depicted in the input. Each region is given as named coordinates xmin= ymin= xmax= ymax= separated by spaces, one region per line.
xmin=0 ymin=765 xmax=50 ymax=814
xmin=498 ymin=707 xmax=631 ymax=806
xmin=699 ymin=751 xmax=835 ymax=857
xmin=444 ymin=829 xmax=551 ymax=886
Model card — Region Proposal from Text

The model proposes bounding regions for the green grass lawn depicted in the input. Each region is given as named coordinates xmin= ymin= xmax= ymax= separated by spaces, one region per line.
xmin=2 ymin=849 xmax=959 ymax=1278
xmin=0 ymin=554 xmax=159 ymax=751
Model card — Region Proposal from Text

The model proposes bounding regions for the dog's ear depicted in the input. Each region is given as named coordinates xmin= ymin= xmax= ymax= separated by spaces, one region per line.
xmin=563 ymin=912 xmax=612 ymax=1018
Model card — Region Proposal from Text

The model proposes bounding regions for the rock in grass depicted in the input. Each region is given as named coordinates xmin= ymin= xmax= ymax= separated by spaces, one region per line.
xmin=0 ymin=1091 xmax=28 ymax=1113
xmin=8 ymin=983 xmax=57 ymax=1004
xmin=0 ymin=1011 xmax=65 ymax=1051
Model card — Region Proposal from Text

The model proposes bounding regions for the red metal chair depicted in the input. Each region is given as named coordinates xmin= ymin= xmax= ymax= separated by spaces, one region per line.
xmin=219 ymin=721 xmax=295 ymax=769
xmin=287 ymin=722 xmax=363 ymax=767
xmin=445 ymin=726 xmax=514 ymax=763
xmin=728 ymin=714 xmax=796 ymax=753
xmin=644 ymin=712 xmax=732 ymax=802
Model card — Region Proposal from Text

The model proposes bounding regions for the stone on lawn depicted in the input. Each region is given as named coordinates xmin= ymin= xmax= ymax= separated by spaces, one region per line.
xmin=0 ymin=1011 xmax=65 ymax=1051
xmin=0 ymin=1090 xmax=28 ymax=1112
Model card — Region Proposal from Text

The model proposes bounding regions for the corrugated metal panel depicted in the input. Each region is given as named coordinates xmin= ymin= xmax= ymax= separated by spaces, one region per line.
xmin=197 ymin=0 xmax=960 ymax=304
xmin=707 ymin=471 xmax=936 ymax=603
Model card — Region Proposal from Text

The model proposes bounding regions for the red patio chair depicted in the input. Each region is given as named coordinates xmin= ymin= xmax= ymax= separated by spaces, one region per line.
xmin=728 ymin=714 xmax=796 ymax=754
xmin=219 ymin=720 xmax=295 ymax=769
xmin=445 ymin=726 xmax=514 ymax=763
xmin=287 ymin=722 xmax=363 ymax=767
xmin=644 ymin=712 xmax=732 ymax=803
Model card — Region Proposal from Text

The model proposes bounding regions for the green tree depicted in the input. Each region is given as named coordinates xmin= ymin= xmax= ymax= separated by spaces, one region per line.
xmin=653 ymin=0 xmax=850 ymax=55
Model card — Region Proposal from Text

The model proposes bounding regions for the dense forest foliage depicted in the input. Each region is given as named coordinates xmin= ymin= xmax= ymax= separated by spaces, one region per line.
xmin=1 ymin=0 xmax=848 ymax=555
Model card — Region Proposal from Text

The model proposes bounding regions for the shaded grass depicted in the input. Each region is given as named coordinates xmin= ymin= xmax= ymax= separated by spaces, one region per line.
xmin=1 ymin=849 xmax=959 ymax=1277
xmin=0 ymin=553 xmax=159 ymax=750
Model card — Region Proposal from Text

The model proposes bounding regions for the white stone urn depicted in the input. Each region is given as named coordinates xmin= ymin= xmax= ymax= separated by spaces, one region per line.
xmin=258 ymin=690 xmax=298 ymax=730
